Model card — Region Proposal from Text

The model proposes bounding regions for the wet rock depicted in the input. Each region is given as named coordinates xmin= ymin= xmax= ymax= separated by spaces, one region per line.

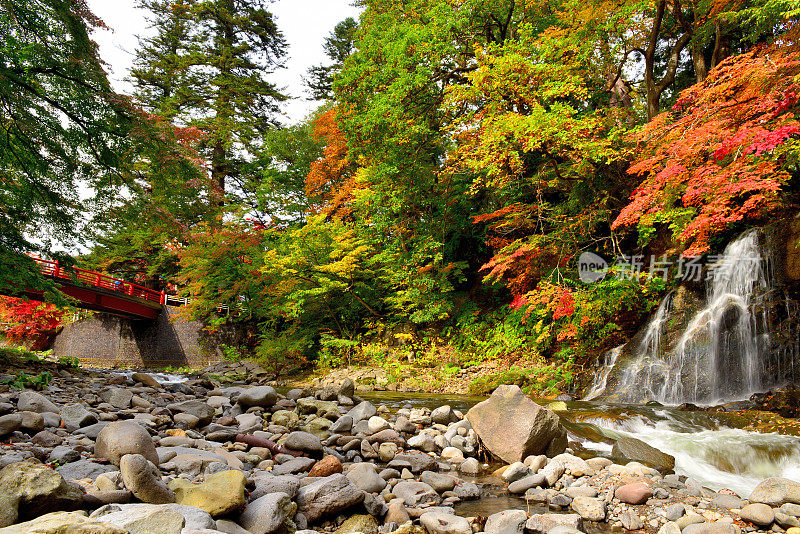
xmin=119 ymin=454 xmax=175 ymax=504
xmin=170 ymin=469 xmax=247 ymax=517
xmin=501 ymin=462 xmax=531 ymax=483
xmin=419 ymin=511 xmax=471 ymax=534
xmin=570 ymin=496 xmax=605 ymax=521
xmin=0 ymin=511 xmax=128 ymax=534
xmin=484 ymin=509 xmax=527 ymax=534
xmin=238 ymin=492 xmax=297 ymax=534
xmin=238 ymin=386 xmax=278 ymax=408
xmin=295 ymin=474 xmax=364 ymax=522
xmin=0 ymin=460 xmax=82 ymax=520
xmin=615 ymin=482 xmax=653 ymax=504
xmin=308 ymin=455 xmax=343 ymax=478
xmin=95 ymin=420 xmax=159 ymax=466
xmin=17 ymin=391 xmax=60 ymax=414
xmin=739 ymin=503 xmax=775 ymax=526
xmin=611 ymin=437 xmax=675 ymax=473
xmin=466 ymin=385 xmax=567 ymax=463
xmin=751 ymin=477 xmax=800 ymax=506
xmin=337 ymin=514 xmax=378 ymax=534
xmin=393 ymin=481 xmax=441 ymax=507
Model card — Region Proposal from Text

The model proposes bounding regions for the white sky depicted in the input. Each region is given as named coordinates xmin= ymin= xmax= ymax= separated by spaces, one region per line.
xmin=86 ymin=0 xmax=363 ymax=125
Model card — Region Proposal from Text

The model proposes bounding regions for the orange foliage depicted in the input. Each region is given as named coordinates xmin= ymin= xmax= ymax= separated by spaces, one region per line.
xmin=305 ymin=108 xmax=359 ymax=218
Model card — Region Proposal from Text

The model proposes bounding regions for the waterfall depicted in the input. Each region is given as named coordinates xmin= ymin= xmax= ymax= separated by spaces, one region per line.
xmin=595 ymin=229 xmax=779 ymax=405
xmin=583 ymin=346 xmax=622 ymax=401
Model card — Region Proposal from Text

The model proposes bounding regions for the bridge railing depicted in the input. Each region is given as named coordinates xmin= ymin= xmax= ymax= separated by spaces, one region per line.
xmin=33 ymin=258 xmax=165 ymax=305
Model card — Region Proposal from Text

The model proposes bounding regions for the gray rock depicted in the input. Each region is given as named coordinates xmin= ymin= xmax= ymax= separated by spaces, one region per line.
xmin=95 ymin=420 xmax=158 ymax=467
xmin=48 ymin=446 xmax=81 ymax=465
xmin=570 ymin=496 xmax=605 ymax=521
xmin=284 ymin=431 xmax=323 ymax=453
xmin=419 ymin=511 xmax=471 ymax=534
xmin=347 ymin=401 xmax=377 ymax=424
xmin=525 ymin=513 xmax=583 ymax=534
xmin=782 ymin=503 xmax=800 ymax=517
xmin=453 ymin=482 xmax=481 ymax=500
xmin=459 ymin=458 xmax=480 ymax=474
xmin=330 ymin=415 xmax=353 ymax=434
xmin=216 ymin=519 xmax=254 ymax=534
xmin=238 ymin=491 xmax=297 ymax=534
xmin=338 ymin=378 xmax=355 ymax=398
xmin=466 ymin=385 xmax=566 ymax=463
xmin=60 ymin=404 xmax=97 ymax=431
xmin=394 ymin=416 xmax=416 ymax=433
xmin=739 ymin=503 xmax=775 ymax=526
xmin=119 ymin=454 xmax=175 ymax=504
xmin=167 ymin=400 xmax=215 ymax=426
xmin=657 ymin=522 xmax=682 ymax=534
xmin=347 ymin=462 xmax=387 ymax=493
xmin=271 ymin=457 xmax=316 ymax=476
xmin=750 ymin=477 xmax=800 ymax=506
xmin=611 ymin=437 xmax=675 ymax=473
xmin=541 ymin=459 xmax=565 ymax=487
xmin=390 ymin=451 xmax=438 ymax=473
xmin=100 ymin=388 xmax=133 ymax=409
xmin=57 ymin=459 xmax=116 ymax=481
xmin=665 ymin=503 xmax=685 ymax=521
xmin=430 ymin=406 xmax=457 ymax=425
xmin=484 ymin=510 xmax=527 ymax=534
xmin=237 ymin=386 xmax=278 ymax=408
xmin=31 ymin=430 xmax=62 ymax=447
xmin=775 ymin=511 xmax=800 ymax=528
xmin=392 ymin=481 xmax=441 ymax=507
xmin=0 ymin=414 xmax=21 ymax=437
xmin=420 ymin=471 xmax=456 ymax=492
xmin=295 ymin=474 xmax=364 ymax=522
xmin=250 ymin=474 xmax=301 ymax=501
xmin=620 ymin=509 xmax=644 ymax=531
xmin=17 ymin=391 xmax=60 ymax=413
xmin=712 ymin=494 xmax=745 ymax=509
xmin=75 ymin=421 xmax=109 ymax=439
xmin=96 ymin=506 xmax=185 ymax=534
xmin=92 ymin=503 xmax=216 ymax=531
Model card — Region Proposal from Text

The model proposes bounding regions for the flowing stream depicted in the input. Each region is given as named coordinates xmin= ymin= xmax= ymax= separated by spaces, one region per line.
xmin=357 ymin=391 xmax=800 ymax=500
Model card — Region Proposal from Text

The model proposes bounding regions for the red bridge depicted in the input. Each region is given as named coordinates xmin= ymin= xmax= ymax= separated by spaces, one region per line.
xmin=25 ymin=258 xmax=166 ymax=320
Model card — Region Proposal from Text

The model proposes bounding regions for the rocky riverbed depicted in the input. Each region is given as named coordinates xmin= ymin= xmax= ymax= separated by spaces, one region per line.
xmin=1 ymin=364 xmax=800 ymax=534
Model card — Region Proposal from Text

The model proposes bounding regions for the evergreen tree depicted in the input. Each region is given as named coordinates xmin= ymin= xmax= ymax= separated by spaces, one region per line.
xmin=304 ymin=17 xmax=358 ymax=101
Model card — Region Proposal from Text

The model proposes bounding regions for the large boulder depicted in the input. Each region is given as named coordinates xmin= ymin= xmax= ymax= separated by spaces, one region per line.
xmin=611 ymin=437 xmax=675 ymax=473
xmin=95 ymin=420 xmax=159 ymax=466
xmin=91 ymin=503 xmax=216 ymax=532
xmin=751 ymin=478 xmax=800 ymax=506
xmin=237 ymin=386 xmax=278 ymax=408
xmin=466 ymin=385 xmax=567 ymax=463
xmin=0 ymin=460 xmax=82 ymax=520
xmin=296 ymin=474 xmax=364 ymax=522
xmin=60 ymin=404 xmax=97 ymax=431
xmin=17 ymin=391 xmax=59 ymax=414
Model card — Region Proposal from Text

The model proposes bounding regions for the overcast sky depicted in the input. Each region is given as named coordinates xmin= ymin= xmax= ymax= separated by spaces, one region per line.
xmin=86 ymin=0 xmax=363 ymax=125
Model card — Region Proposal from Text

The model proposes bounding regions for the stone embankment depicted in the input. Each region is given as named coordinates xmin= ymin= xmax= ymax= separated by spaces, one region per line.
xmin=0 ymin=365 xmax=797 ymax=534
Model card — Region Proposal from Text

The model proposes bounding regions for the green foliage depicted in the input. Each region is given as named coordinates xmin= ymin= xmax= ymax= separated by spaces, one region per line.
xmin=3 ymin=371 xmax=53 ymax=391
xmin=57 ymin=356 xmax=81 ymax=369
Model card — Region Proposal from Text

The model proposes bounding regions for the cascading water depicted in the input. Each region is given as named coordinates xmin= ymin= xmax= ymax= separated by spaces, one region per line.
xmin=583 ymin=346 xmax=622 ymax=401
xmin=594 ymin=229 xmax=781 ymax=405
